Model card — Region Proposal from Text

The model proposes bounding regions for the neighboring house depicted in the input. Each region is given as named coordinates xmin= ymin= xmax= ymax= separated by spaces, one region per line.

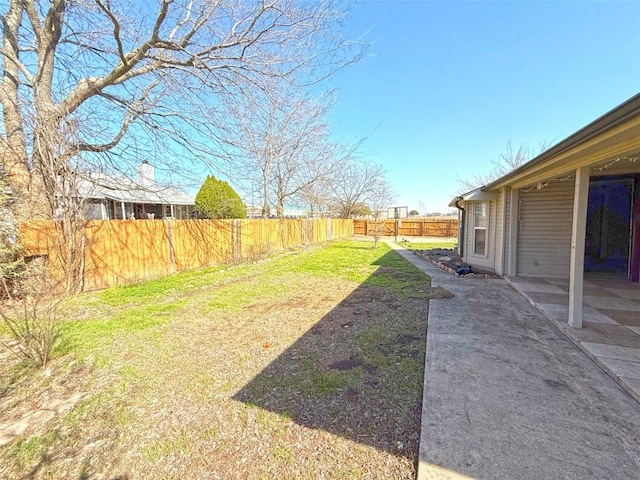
xmin=450 ymin=93 xmax=640 ymax=327
xmin=66 ymin=161 xmax=195 ymax=220
xmin=279 ymin=205 xmax=312 ymax=218
xmin=245 ymin=205 xmax=312 ymax=218
xmin=245 ymin=205 xmax=263 ymax=218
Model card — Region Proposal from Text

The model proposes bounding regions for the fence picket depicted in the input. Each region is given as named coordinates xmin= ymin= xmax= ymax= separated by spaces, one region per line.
xmin=352 ymin=218 xmax=458 ymax=237
xmin=19 ymin=218 xmax=354 ymax=291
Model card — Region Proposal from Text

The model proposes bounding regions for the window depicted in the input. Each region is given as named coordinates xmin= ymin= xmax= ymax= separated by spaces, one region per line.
xmin=83 ymin=199 xmax=104 ymax=220
xmin=473 ymin=202 xmax=488 ymax=256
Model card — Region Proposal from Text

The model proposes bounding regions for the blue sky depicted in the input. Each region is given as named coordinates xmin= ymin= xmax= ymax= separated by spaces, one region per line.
xmin=326 ymin=0 xmax=640 ymax=213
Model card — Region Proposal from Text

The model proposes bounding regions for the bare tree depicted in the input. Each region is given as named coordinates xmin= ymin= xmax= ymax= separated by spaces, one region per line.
xmin=1 ymin=0 xmax=364 ymax=215
xmin=457 ymin=139 xmax=552 ymax=191
xmin=368 ymin=178 xmax=394 ymax=248
xmin=0 ymin=0 xmax=365 ymax=292
xmin=219 ymin=83 xmax=353 ymax=219
xmin=329 ymin=160 xmax=388 ymax=218
xmin=296 ymin=175 xmax=333 ymax=217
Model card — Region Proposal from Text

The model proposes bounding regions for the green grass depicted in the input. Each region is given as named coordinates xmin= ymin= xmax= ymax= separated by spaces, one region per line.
xmin=56 ymin=301 xmax=183 ymax=356
xmin=356 ymin=326 xmax=393 ymax=368
xmin=312 ymin=370 xmax=356 ymax=395
xmin=271 ymin=242 xmax=432 ymax=296
xmin=10 ymin=431 xmax=58 ymax=468
xmin=97 ymin=264 xmax=252 ymax=306
xmin=397 ymin=241 xmax=457 ymax=250
xmin=366 ymin=248 xmax=432 ymax=297
xmin=273 ymin=242 xmax=387 ymax=283
xmin=142 ymin=429 xmax=191 ymax=462
xmin=1 ymin=239 xmax=435 ymax=479
xmin=205 ymin=274 xmax=295 ymax=312
xmin=273 ymin=444 xmax=292 ymax=462
xmin=51 ymin=240 xmax=432 ymax=362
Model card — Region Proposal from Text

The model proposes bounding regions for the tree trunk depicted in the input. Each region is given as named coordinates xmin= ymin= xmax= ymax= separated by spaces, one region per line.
xmin=1 ymin=1 xmax=31 ymax=218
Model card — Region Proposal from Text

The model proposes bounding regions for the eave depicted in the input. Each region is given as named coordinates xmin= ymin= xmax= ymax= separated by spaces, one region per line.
xmin=484 ymin=93 xmax=640 ymax=191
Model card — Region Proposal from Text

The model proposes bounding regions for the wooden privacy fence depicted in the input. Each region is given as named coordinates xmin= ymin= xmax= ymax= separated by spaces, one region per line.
xmin=20 ymin=218 xmax=353 ymax=291
xmin=353 ymin=218 xmax=458 ymax=237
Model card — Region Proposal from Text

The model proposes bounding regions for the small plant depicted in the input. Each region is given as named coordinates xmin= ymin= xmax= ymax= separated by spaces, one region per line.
xmin=0 ymin=262 xmax=61 ymax=367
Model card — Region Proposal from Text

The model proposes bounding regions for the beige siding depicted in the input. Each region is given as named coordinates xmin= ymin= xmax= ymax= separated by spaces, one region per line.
xmin=517 ymin=179 xmax=575 ymax=277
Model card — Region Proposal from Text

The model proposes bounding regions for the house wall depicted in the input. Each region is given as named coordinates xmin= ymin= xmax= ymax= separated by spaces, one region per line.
xmin=516 ymin=178 xmax=575 ymax=277
xmin=464 ymin=198 xmax=498 ymax=271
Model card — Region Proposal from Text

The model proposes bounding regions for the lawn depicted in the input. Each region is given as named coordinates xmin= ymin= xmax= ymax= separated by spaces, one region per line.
xmin=0 ymin=240 xmax=443 ymax=479
xmin=397 ymin=240 xmax=457 ymax=250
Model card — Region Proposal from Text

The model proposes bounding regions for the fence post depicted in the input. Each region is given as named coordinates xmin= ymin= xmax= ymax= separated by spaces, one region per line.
xmin=230 ymin=220 xmax=236 ymax=260
xmin=236 ymin=219 xmax=242 ymax=258
xmin=165 ymin=219 xmax=176 ymax=273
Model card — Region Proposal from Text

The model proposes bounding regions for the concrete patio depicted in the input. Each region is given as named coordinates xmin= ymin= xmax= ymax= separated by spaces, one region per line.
xmin=388 ymin=243 xmax=640 ymax=480
xmin=507 ymin=276 xmax=640 ymax=403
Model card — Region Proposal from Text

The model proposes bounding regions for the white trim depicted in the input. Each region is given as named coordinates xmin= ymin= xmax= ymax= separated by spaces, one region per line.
xmin=472 ymin=202 xmax=489 ymax=257
xmin=568 ymin=167 xmax=589 ymax=328
xmin=463 ymin=190 xmax=499 ymax=202
xmin=495 ymin=187 xmax=507 ymax=275
xmin=508 ymin=188 xmax=519 ymax=276
xmin=473 ymin=227 xmax=488 ymax=256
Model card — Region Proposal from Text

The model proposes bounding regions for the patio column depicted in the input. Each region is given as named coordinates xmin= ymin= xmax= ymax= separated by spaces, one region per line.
xmin=121 ymin=201 xmax=126 ymax=220
xmin=568 ymin=166 xmax=589 ymax=328
xmin=507 ymin=188 xmax=519 ymax=276
xmin=495 ymin=187 xmax=507 ymax=275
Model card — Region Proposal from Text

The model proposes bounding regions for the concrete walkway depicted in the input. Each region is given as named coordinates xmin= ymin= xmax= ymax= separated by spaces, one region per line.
xmin=387 ymin=243 xmax=640 ymax=480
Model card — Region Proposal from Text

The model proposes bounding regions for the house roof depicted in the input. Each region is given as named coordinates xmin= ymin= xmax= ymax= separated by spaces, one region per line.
xmin=73 ymin=172 xmax=195 ymax=205
xmin=482 ymin=93 xmax=640 ymax=191
xmin=450 ymin=93 xmax=640 ymax=204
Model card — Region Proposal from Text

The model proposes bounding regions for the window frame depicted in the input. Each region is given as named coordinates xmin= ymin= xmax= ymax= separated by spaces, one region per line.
xmin=472 ymin=202 xmax=489 ymax=257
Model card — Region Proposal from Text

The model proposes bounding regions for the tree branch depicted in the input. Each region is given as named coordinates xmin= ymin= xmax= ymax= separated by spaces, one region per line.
xmin=95 ymin=0 xmax=128 ymax=68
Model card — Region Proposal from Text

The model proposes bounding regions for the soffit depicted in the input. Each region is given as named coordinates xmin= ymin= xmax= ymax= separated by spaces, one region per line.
xmin=494 ymin=117 xmax=640 ymax=190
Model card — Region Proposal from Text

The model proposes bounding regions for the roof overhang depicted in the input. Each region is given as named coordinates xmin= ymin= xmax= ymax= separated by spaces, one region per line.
xmin=449 ymin=188 xmax=497 ymax=207
xmin=484 ymin=93 xmax=640 ymax=191
xmin=102 ymin=193 xmax=194 ymax=205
